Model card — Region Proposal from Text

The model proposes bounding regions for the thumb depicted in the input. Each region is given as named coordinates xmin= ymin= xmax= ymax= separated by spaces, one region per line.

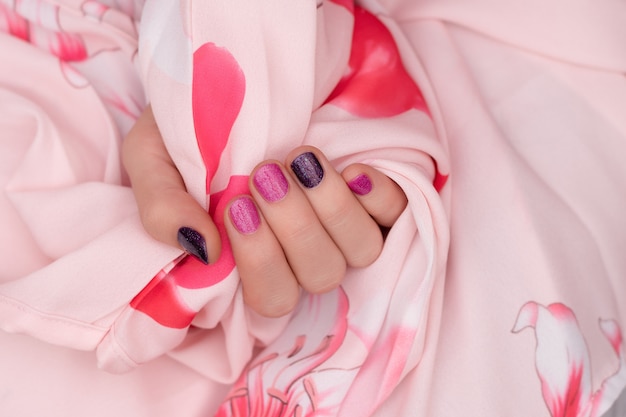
xmin=122 ymin=105 xmax=221 ymax=264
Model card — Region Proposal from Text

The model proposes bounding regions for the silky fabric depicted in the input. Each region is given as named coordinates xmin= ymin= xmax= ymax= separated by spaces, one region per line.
xmin=1 ymin=0 xmax=625 ymax=416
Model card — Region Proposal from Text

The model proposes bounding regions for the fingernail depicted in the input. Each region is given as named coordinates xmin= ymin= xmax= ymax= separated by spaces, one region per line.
xmin=177 ymin=227 xmax=209 ymax=264
xmin=253 ymin=163 xmax=289 ymax=202
xmin=348 ymin=173 xmax=372 ymax=195
xmin=229 ymin=197 xmax=260 ymax=234
xmin=290 ymin=152 xmax=324 ymax=188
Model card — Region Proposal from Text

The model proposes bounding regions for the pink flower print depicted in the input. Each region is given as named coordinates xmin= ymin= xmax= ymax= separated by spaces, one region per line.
xmin=64 ymin=48 xmax=145 ymax=132
xmin=215 ymin=289 xmax=353 ymax=416
xmin=2 ymin=1 xmax=88 ymax=62
xmin=81 ymin=1 xmax=110 ymax=21
xmin=83 ymin=0 xmax=144 ymax=21
xmin=591 ymin=319 xmax=626 ymax=414
xmin=325 ymin=6 xmax=428 ymax=118
xmin=324 ymin=6 xmax=448 ymax=192
xmin=48 ymin=30 xmax=87 ymax=61
xmin=192 ymin=42 xmax=246 ymax=193
xmin=513 ymin=302 xmax=626 ymax=417
xmin=0 ymin=4 xmax=30 ymax=41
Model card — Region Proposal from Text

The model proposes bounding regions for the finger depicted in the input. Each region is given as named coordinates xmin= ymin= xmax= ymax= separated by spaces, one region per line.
xmin=224 ymin=196 xmax=300 ymax=317
xmin=342 ymin=163 xmax=408 ymax=228
xmin=286 ymin=147 xmax=384 ymax=268
xmin=249 ymin=161 xmax=346 ymax=293
xmin=122 ymin=105 xmax=221 ymax=264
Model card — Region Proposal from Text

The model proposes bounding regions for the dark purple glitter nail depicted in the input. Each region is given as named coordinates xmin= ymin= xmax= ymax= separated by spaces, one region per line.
xmin=290 ymin=152 xmax=324 ymax=188
xmin=177 ymin=227 xmax=209 ymax=264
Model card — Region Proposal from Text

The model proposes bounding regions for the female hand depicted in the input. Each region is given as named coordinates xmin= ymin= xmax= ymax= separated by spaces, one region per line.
xmin=123 ymin=106 xmax=407 ymax=317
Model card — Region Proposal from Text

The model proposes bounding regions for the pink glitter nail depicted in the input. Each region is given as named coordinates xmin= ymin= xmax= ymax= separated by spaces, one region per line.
xmin=253 ymin=163 xmax=289 ymax=202
xmin=229 ymin=197 xmax=260 ymax=234
xmin=348 ymin=173 xmax=372 ymax=195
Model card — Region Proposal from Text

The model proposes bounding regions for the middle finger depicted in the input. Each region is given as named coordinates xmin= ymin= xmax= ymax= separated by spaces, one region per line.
xmin=250 ymin=161 xmax=346 ymax=294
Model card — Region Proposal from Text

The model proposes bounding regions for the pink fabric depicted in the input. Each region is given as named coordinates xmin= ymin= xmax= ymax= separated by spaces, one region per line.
xmin=1 ymin=0 xmax=626 ymax=416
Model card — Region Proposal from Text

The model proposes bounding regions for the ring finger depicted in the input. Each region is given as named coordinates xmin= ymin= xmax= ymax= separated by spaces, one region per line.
xmin=286 ymin=147 xmax=384 ymax=268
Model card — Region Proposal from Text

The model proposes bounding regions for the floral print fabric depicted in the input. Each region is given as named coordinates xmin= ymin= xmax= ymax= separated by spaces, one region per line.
xmin=1 ymin=0 xmax=626 ymax=416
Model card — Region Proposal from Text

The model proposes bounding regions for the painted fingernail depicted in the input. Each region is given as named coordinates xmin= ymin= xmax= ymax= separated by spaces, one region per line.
xmin=229 ymin=197 xmax=260 ymax=234
xmin=348 ymin=173 xmax=372 ymax=195
xmin=291 ymin=152 xmax=324 ymax=188
xmin=253 ymin=163 xmax=289 ymax=202
xmin=177 ymin=227 xmax=209 ymax=264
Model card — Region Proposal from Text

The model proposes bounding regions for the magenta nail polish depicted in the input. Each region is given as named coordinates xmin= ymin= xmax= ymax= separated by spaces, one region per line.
xmin=229 ymin=197 xmax=260 ymax=234
xmin=348 ymin=174 xmax=372 ymax=195
xmin=253 ymin=163 xmax=289 ymax=202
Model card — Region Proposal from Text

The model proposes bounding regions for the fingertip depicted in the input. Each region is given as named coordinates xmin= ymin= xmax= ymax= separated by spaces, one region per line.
xmin=342 ymin=164 xmax=407 ymax=228
xmin=284 ymin=145 xmax=323 ymax=166
xmin=227 ymin=195 xmax=262 ymax=235
xmin=140 ymin=188 xmax=222 ymax=264
xmin=346 ymin=172 xmax=373 ymax=196
xmin=223 ymin=194 xmax=301 ymax=317
xmin=177 ymin=226 xmax=209 ymax=264
xmin=177 ymin=222 xmax=222 ymax=264
xmin=186 ymin=216 xmax=222 ymax=264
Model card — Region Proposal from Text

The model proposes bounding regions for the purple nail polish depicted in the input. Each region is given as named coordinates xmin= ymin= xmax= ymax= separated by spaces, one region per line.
xmin=177 ymin=227 xmax=209 ymax=264
xmin=348 ymin=173 xmax=372 ymax=196
xmin=229 ymin=197 xmax=260 ymax=234
xmin=253 ymin=163 xmax=289 ymax=202
xmin=291 ymin=152 xmax=324 ymax=188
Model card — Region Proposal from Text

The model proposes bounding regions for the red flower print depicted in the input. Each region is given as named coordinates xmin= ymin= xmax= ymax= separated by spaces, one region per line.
xmin=193 ymin=42 xmax=246 ymax=192
xmin=215 ymin=289 xmax=354 ymax=416
xmin=325 ymin=7 xmax=428 ymax=118
xmin=513 ymin=302 xmax=626 ymax=417
xmin=0 ymin=4 xmax=30 ymax=41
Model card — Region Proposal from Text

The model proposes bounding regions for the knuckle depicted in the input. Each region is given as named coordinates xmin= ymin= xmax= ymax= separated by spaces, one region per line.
xmin=317 ymin=195 xmax=354 ymax=230
xmin=139 ymin=197 xmax=170 ymax=236
xmin=247 ymin=291 xmax=299 ymax=318
xmin=242 ymin=274 xmax=299 ymax=319
xmin=300 ymin=254 xmax=346 ymax=294
xmin=279 ymin=217 xmax=325 ymax=254
xmin=239 ymin=251 xmax=300 ymax=318
xmin=346 ymin=233 xmax=383 ymax=268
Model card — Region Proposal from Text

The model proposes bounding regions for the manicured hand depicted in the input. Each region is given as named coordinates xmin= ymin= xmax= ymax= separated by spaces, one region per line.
xmin=225 ymin=147 xmax=407 ymax=316
xmin=123 ymin=106 xmax=407 ymax=317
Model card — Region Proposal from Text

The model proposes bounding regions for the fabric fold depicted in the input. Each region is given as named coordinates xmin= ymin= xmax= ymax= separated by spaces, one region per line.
xmin=2 ymin=0 xmax=626 ymax=416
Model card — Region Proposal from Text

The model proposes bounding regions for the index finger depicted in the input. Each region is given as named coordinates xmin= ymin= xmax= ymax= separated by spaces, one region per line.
xmin=122 ymin=105 xmax=221 ymax=264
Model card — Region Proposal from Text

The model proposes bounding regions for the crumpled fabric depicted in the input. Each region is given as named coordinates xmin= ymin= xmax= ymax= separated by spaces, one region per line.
xmin=1 ymin=0 xmax=626 ymax=416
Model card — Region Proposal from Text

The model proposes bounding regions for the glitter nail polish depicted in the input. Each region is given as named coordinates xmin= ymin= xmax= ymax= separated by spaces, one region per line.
xmin=177 ymin=226 xmax=209 ymax=264
xmin=229 ymin=197 xmax=260 ymax=234
xmin=253 ymin=163 xmax=289 ymax=202
xmin=348 ymin=173 xmax=372 ymax=196
xmin=290 ymin=152 xmax=324 ymax=188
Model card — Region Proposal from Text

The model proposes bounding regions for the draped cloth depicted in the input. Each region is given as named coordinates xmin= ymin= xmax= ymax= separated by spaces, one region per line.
xmin=1 ymin=0 xmax=625 ymax=416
